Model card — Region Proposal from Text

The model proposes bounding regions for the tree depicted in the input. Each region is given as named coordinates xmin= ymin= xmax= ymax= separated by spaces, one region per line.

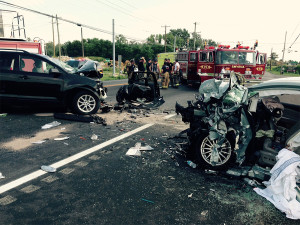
xmin=268 ymin=52 xmax=278 ymax=69
xmin=116 ymin=34 xmax=127 ymax=44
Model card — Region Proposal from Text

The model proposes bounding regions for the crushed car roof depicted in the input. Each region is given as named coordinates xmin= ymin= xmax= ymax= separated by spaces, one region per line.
xmin=249 ymin=77 xmax=300 ymax=96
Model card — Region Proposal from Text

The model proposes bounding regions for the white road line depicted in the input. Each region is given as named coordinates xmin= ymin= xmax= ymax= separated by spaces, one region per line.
xmin=164 ymin=114 xmax=176 ymax=119
xmin=0 ymin=123 xmax=154 ymax=195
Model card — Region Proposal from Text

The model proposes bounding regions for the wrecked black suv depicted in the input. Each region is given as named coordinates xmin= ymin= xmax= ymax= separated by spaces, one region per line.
xmin=0 ymin=50 xmax=107 ymax=114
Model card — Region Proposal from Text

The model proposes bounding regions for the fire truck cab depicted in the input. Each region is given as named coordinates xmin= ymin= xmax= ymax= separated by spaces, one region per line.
xmin=176 ymin=44 xmax=267 ymax=85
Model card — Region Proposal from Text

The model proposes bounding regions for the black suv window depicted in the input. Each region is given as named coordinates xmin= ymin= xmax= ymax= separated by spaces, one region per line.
xmin=20 ymin=55 xmax=55 ymax=75
xmin=0 ymin=52 xmax=18 ymax=71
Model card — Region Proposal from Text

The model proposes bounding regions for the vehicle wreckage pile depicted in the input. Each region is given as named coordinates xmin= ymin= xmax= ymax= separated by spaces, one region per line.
xmin=176 ymin=72 xmax=300 ymax=219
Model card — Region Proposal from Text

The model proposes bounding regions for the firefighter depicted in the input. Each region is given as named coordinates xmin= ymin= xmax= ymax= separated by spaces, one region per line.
xmin=161 ymin=61 xmax=170 ymax=89
xmin=172 ymin=59 xmax=180 ymax=88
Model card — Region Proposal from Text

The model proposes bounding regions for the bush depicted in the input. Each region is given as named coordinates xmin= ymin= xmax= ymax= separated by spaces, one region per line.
xmin=295 ymin=65 xmax=300 ymax=74
xmin=87 ymin=56 xmax=106 ymax=62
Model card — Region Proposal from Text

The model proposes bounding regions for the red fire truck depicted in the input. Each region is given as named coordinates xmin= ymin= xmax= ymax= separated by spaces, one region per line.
xmin=177 ymin=44 xmax=267 ymax=85
xmin=0 ymin=37 xmax=43 ymax=54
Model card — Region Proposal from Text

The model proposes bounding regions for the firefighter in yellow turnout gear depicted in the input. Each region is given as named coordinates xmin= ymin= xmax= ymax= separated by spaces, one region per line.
xmin=161 ymin=59 xmax=170 ymax=89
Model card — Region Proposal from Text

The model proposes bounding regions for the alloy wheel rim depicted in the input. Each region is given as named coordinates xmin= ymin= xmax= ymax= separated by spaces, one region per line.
xmin=200 ymin=136 xmax=232 ymax=166
xmin=77 ymin=94 xmax=96 ymax=113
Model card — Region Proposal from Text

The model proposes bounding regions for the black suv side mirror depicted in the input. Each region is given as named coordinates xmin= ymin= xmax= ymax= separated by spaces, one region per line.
xmin=49 ymin=68 xmax=61 ymax=77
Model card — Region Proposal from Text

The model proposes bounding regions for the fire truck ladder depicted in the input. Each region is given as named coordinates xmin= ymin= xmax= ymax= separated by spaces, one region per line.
xmin=10 ymin=13 xmax=26 ymax=39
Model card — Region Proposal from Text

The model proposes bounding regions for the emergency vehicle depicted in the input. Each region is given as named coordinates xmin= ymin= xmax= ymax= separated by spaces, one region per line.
xmin=176 ymin=43 xmax=267 ymax=85
xmin=0 ymin=37 xmax=43 ymax=54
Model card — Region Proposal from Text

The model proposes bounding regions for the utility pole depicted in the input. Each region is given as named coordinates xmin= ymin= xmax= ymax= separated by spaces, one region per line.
xmin=0 ymin=11 xmax=4 ymax=37
xmin=193 ymin=22 xmax=198 ymax=50
xmin=51 ymin=16 xmax=55 ymax=57
xmin=161 ymin=25 xmax=170 ymax=53
xmin=173 ymin=35 xmax=176 ymax=52
xmin=280 ymin=31 xmax=287 ymax=74
xmin=270 ymin=48 xmax=272 ymax=70
xmin=112 ymin=19 xmax=115 ymax=76
xmin=80 ymin=26 xmax=84 ymax=57
xmin=56 ymin=15 xmax=61 ymax=60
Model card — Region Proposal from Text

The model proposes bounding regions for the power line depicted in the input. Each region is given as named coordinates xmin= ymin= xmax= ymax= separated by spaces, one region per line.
xmin=0 ymin=0 xmax=145 ymax=42
xmin=117 ymin=0 xmax=138 ymax=9
xmin=94 ymin=0 xmax=147 ymax=24
xmin=288 ymin=32 xmax=300 ymax=49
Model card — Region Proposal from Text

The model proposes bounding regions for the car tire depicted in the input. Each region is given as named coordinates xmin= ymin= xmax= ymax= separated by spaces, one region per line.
xmin=194 ymin=133 xmax=235 ymax=170
xmin=72 ymin=90 xmax=100 ymax=115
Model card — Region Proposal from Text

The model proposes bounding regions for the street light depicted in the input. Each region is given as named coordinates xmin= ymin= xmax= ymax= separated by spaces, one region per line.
xmin=77 ymin=24 xmax=84 ymax=57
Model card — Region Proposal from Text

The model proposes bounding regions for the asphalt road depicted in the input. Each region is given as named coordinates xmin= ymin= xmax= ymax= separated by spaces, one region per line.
xmin=0 ymin=72 xmax=298 ymax=224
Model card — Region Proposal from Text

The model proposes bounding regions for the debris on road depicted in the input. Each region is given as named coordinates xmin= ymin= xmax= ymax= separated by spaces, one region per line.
xmin=0 ymin=172 xmax=5 ymax=179
xmin=205 ymin=169 xmax=218 ymax=175
xmin=243 ymin=178 xmax=258 ymax=187
xmin=126 ymin=143 xmax=142 ymax=156
xmin=126 ymin=142 xmax=154 ymax=157
xmin=31 ymin=140 xmax=46 ymax=144
xmin=41 ymin=165 xmax=56 ymax=173
xmin=188 ymin=193 xmax=193 ymax=198
xmin=187 ymin=160 xmax=197 ymax=168
xmin=41 ymin=121 xmax=61 ymax=129
xmin=254 ymin=148 xmax=300 ymax=220
xmin=54 ymin=113 xmax=107 ymax=126
xmin=80 ymin=137 xmax=87 ymax=141
xmin=141 ymin=198 xmax=154 ymax=204
xmin=91 ymin=134 xmax=98 ymax=140
xmin=54 ymin=137 xmax=69 ymax=141
xmin=200 ymin=210 xmax=209 ymax=221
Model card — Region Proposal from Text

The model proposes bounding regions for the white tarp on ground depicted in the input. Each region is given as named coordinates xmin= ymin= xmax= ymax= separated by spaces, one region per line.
xmin=254 ymin=148 xmax=300 ymax=219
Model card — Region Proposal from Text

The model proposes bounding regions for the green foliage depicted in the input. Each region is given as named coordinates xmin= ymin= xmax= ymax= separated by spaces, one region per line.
xmin=295 ymin=65 xmax=300 ymax=74
xmin=87 ymin=56 xmax=106 ymax=62
xmin=45 ymin=28 xmax=218 ymax=61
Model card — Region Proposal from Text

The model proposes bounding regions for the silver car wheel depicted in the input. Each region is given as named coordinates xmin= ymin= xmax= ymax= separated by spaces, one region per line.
xmin=77 ymin=94 xmax=96 ymax=113
xmin=200 ymin=136 xmax=232 ymax=166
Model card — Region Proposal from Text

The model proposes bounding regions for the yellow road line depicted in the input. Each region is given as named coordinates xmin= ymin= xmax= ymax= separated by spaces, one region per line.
xmin=104 ymin=83 xmax=128 ymax=87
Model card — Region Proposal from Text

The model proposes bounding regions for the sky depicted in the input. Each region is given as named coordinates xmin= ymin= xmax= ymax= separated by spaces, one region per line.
xmin=1 ymin=0 xmax=300 ymax=61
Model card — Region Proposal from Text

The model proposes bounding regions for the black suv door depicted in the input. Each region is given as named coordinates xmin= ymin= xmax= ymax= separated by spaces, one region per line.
xmin=18 ymin=54 xmax=64 ymax=101
xmin=0 ymin=52 xmax=20 ymax=97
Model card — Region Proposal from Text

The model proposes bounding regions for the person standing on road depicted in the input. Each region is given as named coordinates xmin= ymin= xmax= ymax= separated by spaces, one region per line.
xmin=172 ymin=59 xmax=180 ymax=87
xmin=138 ymin=57 xmax=146 ymax=72
xmin=128 ymin=59 xmax=136 ymax=84
xmin=152 ymin=59 xmax=160 ymax=80
xmin=146 ymin=59 xmax=152 ymax=72
xmin=161 ymin=61 xmax=170 ymax=89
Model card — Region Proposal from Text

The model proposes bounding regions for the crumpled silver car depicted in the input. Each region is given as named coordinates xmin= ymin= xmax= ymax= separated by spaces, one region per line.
xmin=176 ymin=73 xmax=300 ymax=170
